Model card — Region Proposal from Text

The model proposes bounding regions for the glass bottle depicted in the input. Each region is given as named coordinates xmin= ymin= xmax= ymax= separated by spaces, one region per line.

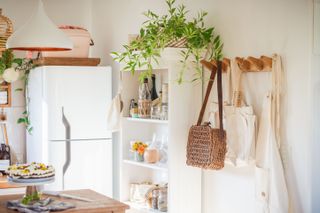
xmin=150 ymin=74 xmax=158 ymax=101
xmin=161 ymin=84 xmax=168 ymax=120
xmin=139 ymin=78 xmax=151 ymax=100
xmin=138 ymin=78 xmax=152 ymax=118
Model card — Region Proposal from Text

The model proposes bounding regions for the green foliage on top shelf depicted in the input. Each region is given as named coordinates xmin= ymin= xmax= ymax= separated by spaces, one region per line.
xmin=111 ymin=0 xmax=223 ymax=83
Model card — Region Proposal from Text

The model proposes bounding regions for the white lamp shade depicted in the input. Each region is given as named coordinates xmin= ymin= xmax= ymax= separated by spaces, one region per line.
xmin=6 ymin=0 xmax=73 ymax=51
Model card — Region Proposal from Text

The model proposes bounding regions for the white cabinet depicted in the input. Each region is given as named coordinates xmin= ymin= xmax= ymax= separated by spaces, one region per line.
xmin=119 ymin=48 xmax=202 ymax=213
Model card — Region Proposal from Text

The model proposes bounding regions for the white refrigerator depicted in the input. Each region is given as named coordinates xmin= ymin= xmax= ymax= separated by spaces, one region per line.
xmin=26 ymin=66 xmax=113 ymax=197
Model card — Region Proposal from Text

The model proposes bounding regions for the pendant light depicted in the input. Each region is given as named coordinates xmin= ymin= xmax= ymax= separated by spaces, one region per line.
xmin=6 ymin=0 xmax=72 ymax=51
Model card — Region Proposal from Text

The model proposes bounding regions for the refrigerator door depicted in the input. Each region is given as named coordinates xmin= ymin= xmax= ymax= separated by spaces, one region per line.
xmin=43 ymin=66 xmax=112 ymax=141
xmin=45 ymin=139 xmax=113 ymax=197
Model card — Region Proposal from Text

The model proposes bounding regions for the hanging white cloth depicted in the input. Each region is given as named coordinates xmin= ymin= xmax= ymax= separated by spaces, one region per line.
xmin=106 ymin=70 xmax=123 ymax=132
xmin=255 ymin=55 xmax=288 ymax=213
xmin=209 ymin=59 xmax=257 ymax=166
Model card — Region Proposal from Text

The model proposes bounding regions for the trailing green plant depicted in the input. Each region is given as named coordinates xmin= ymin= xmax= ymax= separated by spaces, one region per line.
xmin=111 ymin=0 xmax=223 ymax=83
xmin=21 ymin=192 xmax=41 ymax=205
xmin=16 ymin=58 xmax=35 ymax=134
xmin=0 ymin=49 xmax=35 ymax=134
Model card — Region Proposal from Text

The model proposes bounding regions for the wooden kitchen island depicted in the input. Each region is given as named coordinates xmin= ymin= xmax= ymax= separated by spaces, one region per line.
xmin=0 ymin=189 xmax=129 ymax=213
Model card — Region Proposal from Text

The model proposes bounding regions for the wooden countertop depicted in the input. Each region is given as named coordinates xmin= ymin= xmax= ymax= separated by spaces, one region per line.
xmin=0 ymin=189 xmax=130 ymax=213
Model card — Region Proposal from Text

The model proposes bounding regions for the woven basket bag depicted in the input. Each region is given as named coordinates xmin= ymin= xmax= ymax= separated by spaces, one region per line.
xmin=186 ymin=60 xmax=227 ymax=170
xmin=0 ymin=9 xmax=13 ymax=53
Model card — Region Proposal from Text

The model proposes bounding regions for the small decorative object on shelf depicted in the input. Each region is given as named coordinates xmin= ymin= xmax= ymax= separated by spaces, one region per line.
xmin=158 ymin=185 xmax=168 ymax=212
xmin=152 ymin=189 xmax=159 ymax=209
xmin=129 ymin=99 xmax=139 ymax=118
xmin=129 ymin=182 xmax=156 ymax=204
xmin=0 ymin=109 xmax=9 ymax=173
xmin=0 ymin=83 xmax=10 ymax=107
xmin=138 ymin=78 xmax=152 ymax=118
xmin=144 ymin=148 xmax=160 ymax=164
xmin=131 ymin=141 xmax=148 ymax=162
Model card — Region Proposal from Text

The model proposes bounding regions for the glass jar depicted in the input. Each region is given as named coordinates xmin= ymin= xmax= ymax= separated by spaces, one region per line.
xmin=151 ymin=105 xmax=161 ymax=120
xmin=158 ymin=187 xmax=168 ymax=212
xmin=152 ymin=189 xmax=159 ymax=209
xmin=161 ymin=104 xmax=168 ymax=120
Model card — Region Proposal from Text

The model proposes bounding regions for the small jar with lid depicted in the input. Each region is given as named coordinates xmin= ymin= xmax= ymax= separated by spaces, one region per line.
xmin=158 ymin=187 xmax=168 ymax=212
xmin=151 ymin=189 xmax=159 ymax=210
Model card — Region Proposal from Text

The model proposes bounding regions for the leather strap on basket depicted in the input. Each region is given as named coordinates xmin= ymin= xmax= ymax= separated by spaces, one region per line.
xmin=196 ymin=60 xmax=223 ymax=132
xmin=217 ymin=61 xmax=224 ymax=132
xmin=197 ymin=65 xmax=217 ymax=125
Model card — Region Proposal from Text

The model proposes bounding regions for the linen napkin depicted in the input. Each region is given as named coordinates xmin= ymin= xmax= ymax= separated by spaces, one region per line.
xmin=7 ymin=197 xmax=75 ymax=213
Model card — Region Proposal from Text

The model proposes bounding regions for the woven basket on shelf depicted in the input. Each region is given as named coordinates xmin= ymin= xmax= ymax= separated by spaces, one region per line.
xmin=0 ymin=8 xmax=13 ymax=53
xmin=165 ymin=37 xmax=187 ymax=48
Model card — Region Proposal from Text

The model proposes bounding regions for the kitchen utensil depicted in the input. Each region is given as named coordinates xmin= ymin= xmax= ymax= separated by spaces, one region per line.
xmin=42 ymin=190 xmax=93 ymax=202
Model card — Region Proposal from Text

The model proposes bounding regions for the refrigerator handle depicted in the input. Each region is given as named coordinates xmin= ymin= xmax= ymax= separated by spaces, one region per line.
xmin=62 ymin=107 xmax=71 ymax=190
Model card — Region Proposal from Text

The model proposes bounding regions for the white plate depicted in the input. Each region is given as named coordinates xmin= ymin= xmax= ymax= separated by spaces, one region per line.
xmin=7 ymin=176 xmax=55 ymax=186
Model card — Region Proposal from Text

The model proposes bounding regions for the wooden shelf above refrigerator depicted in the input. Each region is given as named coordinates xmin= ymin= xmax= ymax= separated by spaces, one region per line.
xmin=33 ymin=57 xmax=101 ymax=66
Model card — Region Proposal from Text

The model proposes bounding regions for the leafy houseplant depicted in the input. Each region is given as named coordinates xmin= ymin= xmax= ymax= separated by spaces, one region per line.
xmin=0 ymin=49 xmax=34 ymax=133
xmin=111 ymin=0 xmax=223 ymax=83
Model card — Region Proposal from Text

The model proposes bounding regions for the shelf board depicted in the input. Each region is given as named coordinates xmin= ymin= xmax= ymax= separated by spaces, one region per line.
xmin=33 ymin=57 xmax=101 ymax=66
xmin=124 ymin=117 xmax=168 ymax=124
xmin=125 ymin=201 xmax=167 ymax=213
xmin=123 ymin=159 xmax=168 ymax=172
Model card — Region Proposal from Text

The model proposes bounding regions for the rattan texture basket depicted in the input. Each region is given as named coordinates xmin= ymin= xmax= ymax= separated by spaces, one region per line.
xmin=0 ymin=9 xmax=13 ymax=53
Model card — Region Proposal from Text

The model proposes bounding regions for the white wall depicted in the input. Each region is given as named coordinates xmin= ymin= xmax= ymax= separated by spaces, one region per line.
xmin=91 ymin=0 xmax=314 ymax=212
xmin=311 ymin=2 xmax=320 ymax=211
xmin=0 ymin=0 xmax=92 ymax=162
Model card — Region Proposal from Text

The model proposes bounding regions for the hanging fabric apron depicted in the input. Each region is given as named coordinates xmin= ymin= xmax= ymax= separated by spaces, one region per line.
xmin=255 ymin=55 xmax=288 ymax=213
xmin=209 ymin=59 xmax=257 ymax=166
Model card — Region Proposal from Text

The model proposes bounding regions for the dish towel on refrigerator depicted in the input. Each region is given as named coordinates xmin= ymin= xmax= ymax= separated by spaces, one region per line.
xmin=106 ymin=71 xmax=123 ymax=132
xmin=255 ymin=55 xmax=288 ymax=213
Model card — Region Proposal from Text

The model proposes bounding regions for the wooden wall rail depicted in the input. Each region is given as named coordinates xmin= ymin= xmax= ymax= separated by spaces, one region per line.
xmin=201 ymin=55 xmax=272 ymax=73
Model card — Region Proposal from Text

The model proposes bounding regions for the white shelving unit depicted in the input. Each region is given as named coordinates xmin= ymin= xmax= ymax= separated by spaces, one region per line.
xmin=119 ymin=48 xmax=203 ymax=213
xmin=124 ymin=117 xmax=169 ymax=124
xmin=120 ymin=67 xmax=169 ymax=213
xmin=123 ymin=159 xmax=168 ymax=172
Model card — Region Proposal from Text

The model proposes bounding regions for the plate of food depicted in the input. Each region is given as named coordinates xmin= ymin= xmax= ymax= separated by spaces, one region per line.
xmin=6 ymin=162 xmax=55 ymax=185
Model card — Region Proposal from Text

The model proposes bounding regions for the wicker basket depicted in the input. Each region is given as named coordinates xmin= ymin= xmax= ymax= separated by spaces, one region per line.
xmin=0 ymin=9 xmax=13 ymax=53
xmin=165 ymin=37 xmax=187 ymax=48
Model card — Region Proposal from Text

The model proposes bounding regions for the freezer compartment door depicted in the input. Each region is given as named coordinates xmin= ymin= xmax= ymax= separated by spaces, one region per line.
xmin=43 ymin=66 xmax=112 ymax=140
xmin=45 ymin=139 xmax=113 ymax=197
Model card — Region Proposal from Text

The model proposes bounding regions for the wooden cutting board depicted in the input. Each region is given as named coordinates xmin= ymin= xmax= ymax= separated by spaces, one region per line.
xmin=33 ymin=57 xmax=101 ymax=66
xmin=0 ymin=189 xmax=130 ymax=213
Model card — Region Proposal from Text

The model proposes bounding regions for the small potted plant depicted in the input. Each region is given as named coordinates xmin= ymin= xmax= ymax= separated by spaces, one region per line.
xmin=131 ymin=141 xmax=148 ymax=162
